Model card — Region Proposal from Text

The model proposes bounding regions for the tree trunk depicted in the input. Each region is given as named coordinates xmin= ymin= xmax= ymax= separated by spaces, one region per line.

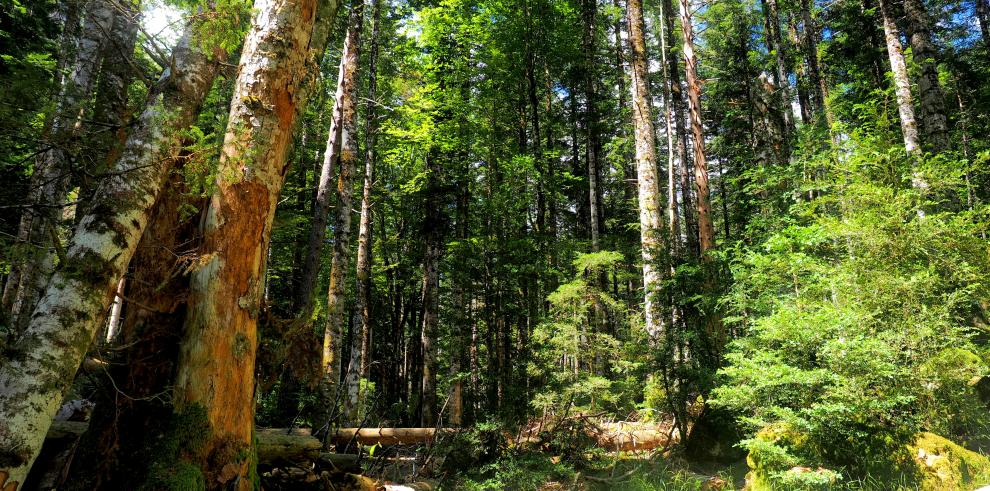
xmin=323 ymin=0 xmax=366 ymax=405
xmin=81 ymin=0 xmax=140 ymax=216
xmin=0 ymin=30 xmax=224 ymax=488
xmin=798 ymin=0 xmax=826 ymax=114
xmin=172 ymin=0 xmax=334 ymax=487
xmin=903 ymin=0 xmax=949 ymax=152
xmin=761 ymin=0 xmax=796 ymax=135
xmin=657 ymin=0 xmax=681 ymax=250
xmin=878 ymin=0 xmax=924 ymax=170
xmin=346 ymin=0 xmax=380 ymax=424
xmin=7 ymin=0 xmax=115 ymax=336
xmin=420 ymin=149 xmax=445 ymax=427
xmin=662 ymin=0 xmax=697 ymax=256
xmin=627 ymin=0 xmax=665 ymax=339
xmin=582 ymin=0 xmax=602 ymax=251
xmin=677 ymin=0 xmax=716 ymax=255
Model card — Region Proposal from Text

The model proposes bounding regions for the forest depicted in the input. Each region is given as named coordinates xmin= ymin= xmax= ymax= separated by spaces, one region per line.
xmin=1 ymin=0 xmax=990 ymax=488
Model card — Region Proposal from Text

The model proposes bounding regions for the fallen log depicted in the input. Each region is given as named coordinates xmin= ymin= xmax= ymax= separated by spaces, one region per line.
xmin=46 ymin=422 xmax=326 ymax=464
xmin=328 ymin=428 xmax=457 ymax=446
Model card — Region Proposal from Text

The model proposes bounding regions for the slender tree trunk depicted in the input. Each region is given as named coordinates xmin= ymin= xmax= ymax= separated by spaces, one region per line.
xmin=878 ymin=0 xmax=923 ymax=165
xmin=346 ymin=0 xmax=379 ymax=424
xmin=657 ymin=0 xmax=681 ymax=249
xmin=81 ymin=0 xmax=140 ymax=214
xmin=627 ymin=0 xmax=665 ymax=340
xmin=7 ymin=0 xmax=115 ymax=336
xmin=322 ymin=0 xmax=366 ymax=404
xmin=173 ymin=0 xmax=335 ymax=487
xmin=662 ymin=0 xmax=697 ymax=256
xmin=0 ymin=30 xmax=224 ymax=488
xmin=761 ymin=0 xmax=795 ymax=135
xmin=582 ymin=0 xmax=602 ymax=251
xmin=420 ymin=149 xmax=445 ymax=427
xmin=798 ymin=0 xmax=826 ymax=113
xmin=903 ymin=0 xmax=949 ymax=152
xmin=677 ymin=0 xmax=715 ymax=255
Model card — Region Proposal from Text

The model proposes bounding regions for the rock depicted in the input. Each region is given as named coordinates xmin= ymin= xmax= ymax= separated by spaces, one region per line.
xmin=908 ymin=432 xmax=990 ymax=491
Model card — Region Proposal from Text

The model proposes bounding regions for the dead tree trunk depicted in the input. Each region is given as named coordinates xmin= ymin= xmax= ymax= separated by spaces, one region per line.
xmin=677 ymin=0 xmax=716 ymax=255
xmin=173 ymin=0 xmax=337 ymax=487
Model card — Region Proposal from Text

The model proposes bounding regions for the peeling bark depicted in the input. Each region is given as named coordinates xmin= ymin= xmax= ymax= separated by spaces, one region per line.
xmin=172 ymin=0 xmax=335 ymax=486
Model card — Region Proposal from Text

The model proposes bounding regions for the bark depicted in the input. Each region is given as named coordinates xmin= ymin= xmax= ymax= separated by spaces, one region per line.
xmin=798 ymin=0 xmax=826 ymax=114
xmin=661 ymin=0 xmax=697 ymax=256
xmin=760 ymin=0 xmax=796 ymax=135
xmin=346 ymin=0 xmax=380 ymax=424
xmin=0 ymin=30 xmax=223 ymax=487
xmin=296 ymin=3 xmax=351 ymax=320
xmin=581 ymin=0 xmax=602 ymax=251
xmin=677 ymin=0 xmax=716 ymax=255
xmin=657 ymin=0 xmax=680 ymax=250
xmin=420 ymin=149 xmax=444 ymax=428
xmin=903 ymin=0 xmax=949 ymax=152
xmin=172 ymin=0 xmax=334 ymax=487
xmin=81 ymin=0 xmax=141 ymax=214
xmin=324 ymin=0 xmax=366 ymax=394
xmin=103 ymin=278 xmax=126 ymax=342
xmin=627 ymin=0 xmax=665 ymax=339
xmin=878 ymin=0 xmax=924 ymax=170
xmin=7 ymin=0 xmax=115 ymax=337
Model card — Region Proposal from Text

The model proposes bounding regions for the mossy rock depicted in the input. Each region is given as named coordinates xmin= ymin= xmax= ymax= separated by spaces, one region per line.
xmin=744 ymin=422 xmax=838 ymax=491
xmin=908 ymin=432 xmax=990 ymax=491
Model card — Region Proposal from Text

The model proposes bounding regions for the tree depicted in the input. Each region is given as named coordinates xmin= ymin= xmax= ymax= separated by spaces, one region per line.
xmin=677 ymin=0 xmax=715 ymax=255
xmin=0 ymin=28 xmax=226 ymax=488
xmin=6 ymin=0 xmax=115 ymax=335
xmin=345 ymin=0 xmax=382 ymax=424
xmin=878 ymin=0 xmax=922 ymax=164
xmin=172 ymin=0 xmax=338 ymax=485
xmin=626 ymin=0 xmax=665 ymax=339
xmin=903 ymin=0 xmax=949 ymax=152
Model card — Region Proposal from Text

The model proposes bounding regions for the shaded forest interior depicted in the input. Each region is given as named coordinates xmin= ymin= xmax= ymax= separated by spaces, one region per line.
xmin=2 ymin=0 xmax=990 ymax=488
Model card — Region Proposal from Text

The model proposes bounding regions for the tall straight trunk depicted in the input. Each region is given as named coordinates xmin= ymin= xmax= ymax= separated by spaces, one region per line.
xmin=903 ymin=0 xmax=949 ymax=152
xmin=627 ymin=0 xmax=665 ymax=339
xmin=322 ymin=0 xmax=366 ymax=394
xmin=582 ymin=0 xmax=602 ymax=251
xmin=789 ymin=18 xmax=814 ymax=123
xmin=977 ymin=0 xmax=990 ymax=49
xmin=420 ymin=149 xmax=445 ymax=427
xmin=878 ymin=0 xmax=923 ymax=166
xmin=658 ymin=0 xmax=681 ymax=249
xmin=661 ymin=0 xmax=697 ymax=256
xmin=7 ymin=0 xmax=115 ymax=336
xmin=798 ymin=0 xmax=826 ymax=114
xmin=346 ymin=0 xmax=380 ymax=424
xmin=761 ymin=0 xmax=796 ymax=135
xmin=172 ymin=0 xmax=335 ymax=486
xmin=294 ymin=0 xmax=358 ymax=320
xmin=677 ymin=0 xmax=715 ymax=255
xmin=0 ymin=30 xmax=224 ymax=488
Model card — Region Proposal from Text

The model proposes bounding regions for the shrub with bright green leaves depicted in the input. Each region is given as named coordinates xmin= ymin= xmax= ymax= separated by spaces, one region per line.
xmin=712 ymin=126 xmax=990 ymax=484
